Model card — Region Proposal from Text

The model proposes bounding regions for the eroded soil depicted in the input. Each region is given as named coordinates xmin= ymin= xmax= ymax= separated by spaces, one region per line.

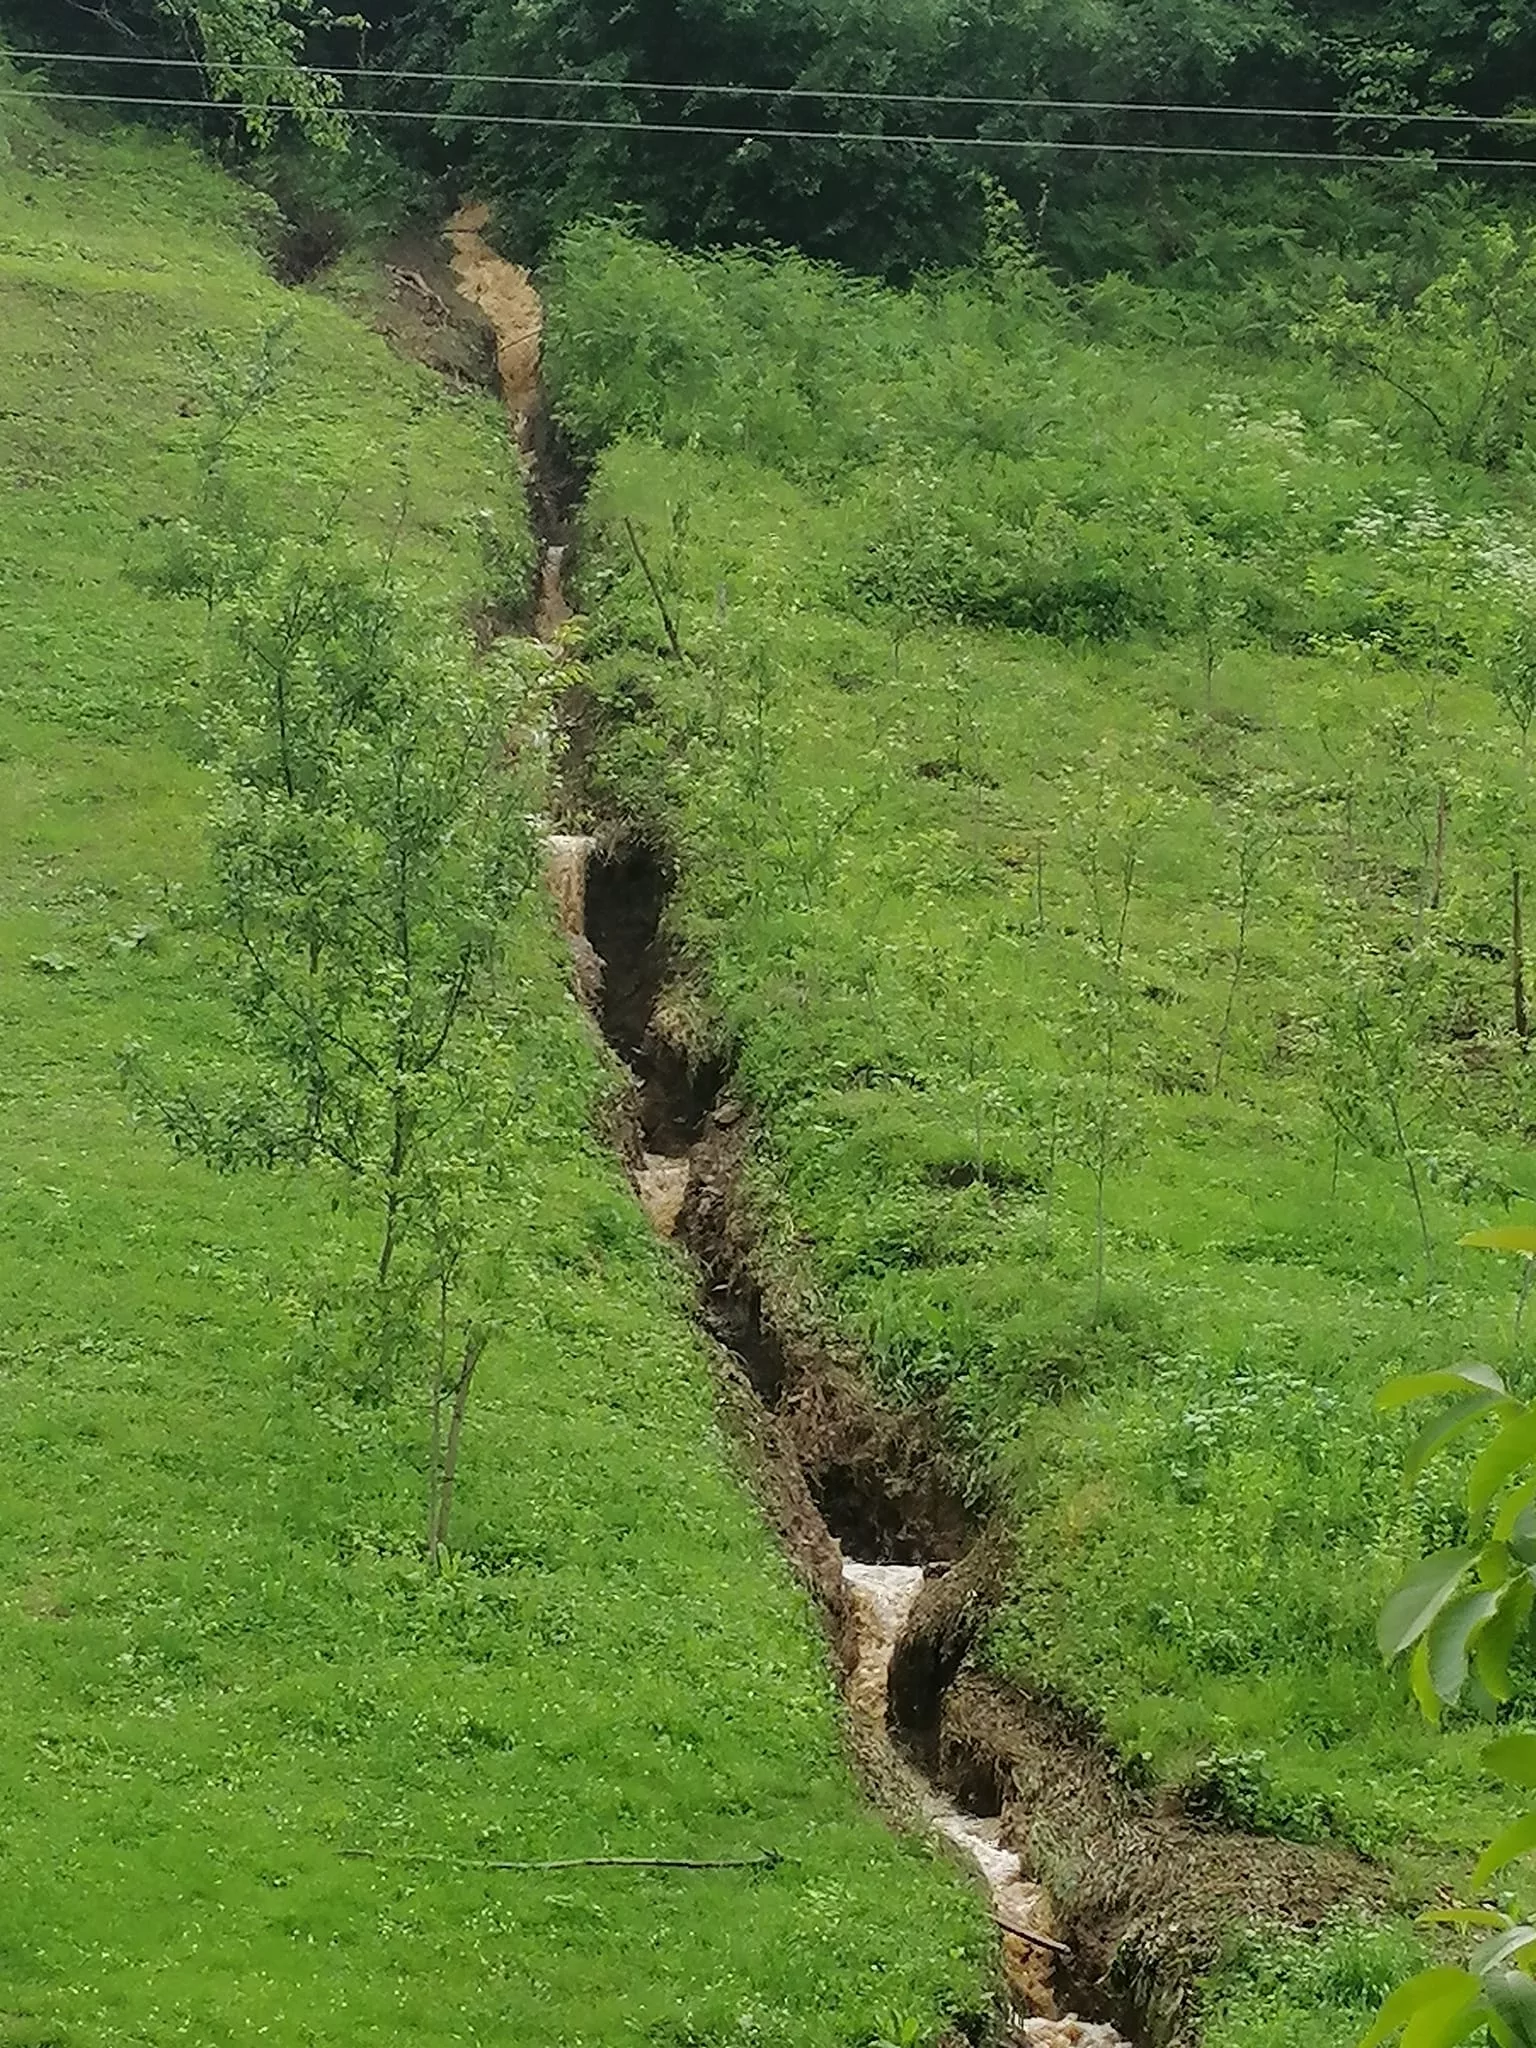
xmin=445 ymin=202 xmax=545 ymax=440
xmin=421 ymin=203 xmax=1384 ymax=2048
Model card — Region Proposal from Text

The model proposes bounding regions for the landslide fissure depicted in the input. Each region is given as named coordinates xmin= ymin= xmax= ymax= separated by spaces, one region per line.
xmin=577 ymin=834 xmax=1130 ymax=2048
xmin=440 ymin=203 xmax=1379 ymax=2048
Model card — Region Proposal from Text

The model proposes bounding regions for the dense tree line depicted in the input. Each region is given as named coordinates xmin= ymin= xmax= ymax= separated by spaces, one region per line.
xmin=393 ymin=0 xmax=1536 ymax=270
xmin=6 ymin=0 xmax=1535 ymax=271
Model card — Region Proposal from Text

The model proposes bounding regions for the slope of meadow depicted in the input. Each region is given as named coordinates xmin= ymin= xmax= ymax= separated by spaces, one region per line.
xmin=546 ymin=219 xmax=1536 ymax=2041
xmin=0 ymin=98 xmax=988 ymax=2048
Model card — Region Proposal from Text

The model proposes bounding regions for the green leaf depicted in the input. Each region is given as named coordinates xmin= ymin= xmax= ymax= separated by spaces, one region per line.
xmin=1361 ymin=1969 xmax=1481 ymax=2048
xmin=1472 ymin=1410 xmax=1536 ymax=1522
xmin=1428 ymin=1585 xmax=1505 ymax=1705
xmin=1410 ymin=1636 xmax=1443 ymax=1724
xmin=1467 ymin=1669 xmax=1504 ymax=1722
xmin=1400 ymin=1987 xmax=1489 ymax=2048
xmin=1463 ymin=1227 xmax=1536 ymax=1256
xmin=1473 ymin=1929 xmax=1536 ymax=1975
xmin=1512 ymin=1509 xmax=1536 ymax=1567
xmin=1475 ymin=1813 xmax=1536 ymax=1889
xmin=1475 ymin=1581 xmax=1536 ymax=1705
xmin=1379 ymin=1364 xmax=1509 ymax=1412
xmin=1380 ymin=1548 xmax=1481 ymax=1661
xmin=1407 ymin=1393 xmax=1506 ymax=1486
xmin=1487 ymin=1735 xmax=1536 ymax=1791
xmin=1484 ymin=1970 xmax=1536 ymax=2048
xmin=1477 ymin=1544 xmax=1516 ymax=1591
xmin=1495 ymin=1477 xmax=1536 ymax=1544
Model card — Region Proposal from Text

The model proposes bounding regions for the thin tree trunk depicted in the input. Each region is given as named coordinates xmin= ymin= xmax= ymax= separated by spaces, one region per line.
xmin=1430 ymin=783 xmax=1448 ymax=911
xmin=1212 ymin=880 xmax=1253 ymax=1094
xmin=1092 ymin=844 xmax=1137 ymax=1318
xmin=624 ymin=517 xmax=684 ymax=661
xmin=1515 ymin=863 xmax=1529 ymax=1048
xmin=1387 ymin=1091 xmax=1433 ymax=1290
xmin=1094 ymin=1021 xmax=1115 ymax=1319
xmin=429 ymin=1331 xmax=488 ymax=1566
xmin=428 ymin=1274 xmax=448 ymax=1557
xmin=1033 ymin=840 xmax=1045 ymax=932
xmin=1043 ymin=1100 xmax=1060 ymax=1248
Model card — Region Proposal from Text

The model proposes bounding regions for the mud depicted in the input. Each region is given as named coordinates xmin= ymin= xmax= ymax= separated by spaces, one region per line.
xmin=445 ymin=202 xmax=545 ymax=443
xmin=368 ymin=232 xmax=502 ymax=392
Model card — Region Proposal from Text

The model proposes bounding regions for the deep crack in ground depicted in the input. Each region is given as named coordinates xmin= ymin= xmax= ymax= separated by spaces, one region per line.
xmin=437 ymin=199 xmax=1378 ymax=2048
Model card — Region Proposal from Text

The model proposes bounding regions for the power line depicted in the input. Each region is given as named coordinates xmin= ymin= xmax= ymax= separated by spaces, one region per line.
xmin=5 ymin=85 xmax=1536 ymax=170
xmin=11 ymin=45 xmax=1536 ymax=129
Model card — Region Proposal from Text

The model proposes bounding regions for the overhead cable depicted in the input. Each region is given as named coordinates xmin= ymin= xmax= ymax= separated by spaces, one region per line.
xmin=4 ymin=86 xmax=1535 ymax=171
xmin=10 ymin=45 xmax=1536 ymax=129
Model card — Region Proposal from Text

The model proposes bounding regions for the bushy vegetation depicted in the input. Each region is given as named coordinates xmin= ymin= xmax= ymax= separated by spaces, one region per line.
xmin=547 ymin=217 xmax=1536 ymax=2027
xmin=0 ymin=0 xmax=349 ymax=138
xmin=11 ymin=0 xmax=1536 ymax=277
xmin=0 ymin=96 xmax=990 ymax=2045
xmin=386 ymin=0 xmax=1536 ymax=274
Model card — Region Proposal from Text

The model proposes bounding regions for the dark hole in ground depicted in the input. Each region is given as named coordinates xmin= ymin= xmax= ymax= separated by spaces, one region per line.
xmin=267 ymin=215 xmax=342 ymax=286
xmin=698 ymin=1266 xmax=789 ymax=1408
xmin=922 ymin=1159 xmax=1044 ymax=1195
xmin=583 ymin=839 xmax=724 ymax=1152
xmin=938 ymin=1731 xmax=1010 ymax=1820
xmin=808 ymin=1462 xmax=941 ymax=1564
xmin=645 ymin=1045 xmax=730 ymax=1155
xmin=524 ymin=396 xmax=590 ymax=551
xmin=585 ymin=841 xmax=673 ymax=1066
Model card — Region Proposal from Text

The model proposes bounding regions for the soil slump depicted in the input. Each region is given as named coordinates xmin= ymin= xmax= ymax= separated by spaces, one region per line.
xmin=445 ymin=202 xmax=544 ymax=444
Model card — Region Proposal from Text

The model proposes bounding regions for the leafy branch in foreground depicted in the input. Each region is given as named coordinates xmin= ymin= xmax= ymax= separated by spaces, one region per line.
xmin=128 ymin=518 xmax=541 ymax=1564
xmin=1368 ymin=1233 xmax=1536 ymax=2046
xmin=1300 ymin=225 xmax=1536 ymax=471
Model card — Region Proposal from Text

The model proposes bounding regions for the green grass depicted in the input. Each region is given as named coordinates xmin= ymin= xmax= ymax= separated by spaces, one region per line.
xmin=0 ymin=97 xmax=989 ymax=2047
xmin=546 ymin=223 xmax=1536 ymax=2035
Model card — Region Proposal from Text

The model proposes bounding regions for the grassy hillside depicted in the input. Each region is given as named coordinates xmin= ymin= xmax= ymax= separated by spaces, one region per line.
xmin=546 ymin=221 xmax=1536 ymax=2042
xmin=0 ymin=97 xmax=989 ymax=2048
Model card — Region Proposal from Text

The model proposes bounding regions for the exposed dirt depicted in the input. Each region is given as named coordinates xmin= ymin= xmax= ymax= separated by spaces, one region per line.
xmin=684 ymin=1117 xmax=979 ymax=1563
xmin=445 ymin=202 xmax=545 ymax=441
xmin=451 ymin=199 xmax=1387 ymax=2048
xmin=585 ymin=840 xmax=728 ymax=1153
xmin=674 ymin=1067 xmax=1383 ymax=2048
xmin=938 ymin=1677 xmax=1382 ymax=2046
xmin=365 ymin=230 xmax=501 ymax=392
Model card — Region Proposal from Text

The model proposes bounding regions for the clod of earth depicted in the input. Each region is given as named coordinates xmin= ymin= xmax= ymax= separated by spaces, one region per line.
xmin=636 ymin=1153 xmax=692 ymax=1237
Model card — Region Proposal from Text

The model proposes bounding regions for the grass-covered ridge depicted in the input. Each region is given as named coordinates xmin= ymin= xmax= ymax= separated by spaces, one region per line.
xmin=547 ymin=219 xmax=1536 ymax=2039
xmin=0 ymin=101 xmax=990 ymax=2046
